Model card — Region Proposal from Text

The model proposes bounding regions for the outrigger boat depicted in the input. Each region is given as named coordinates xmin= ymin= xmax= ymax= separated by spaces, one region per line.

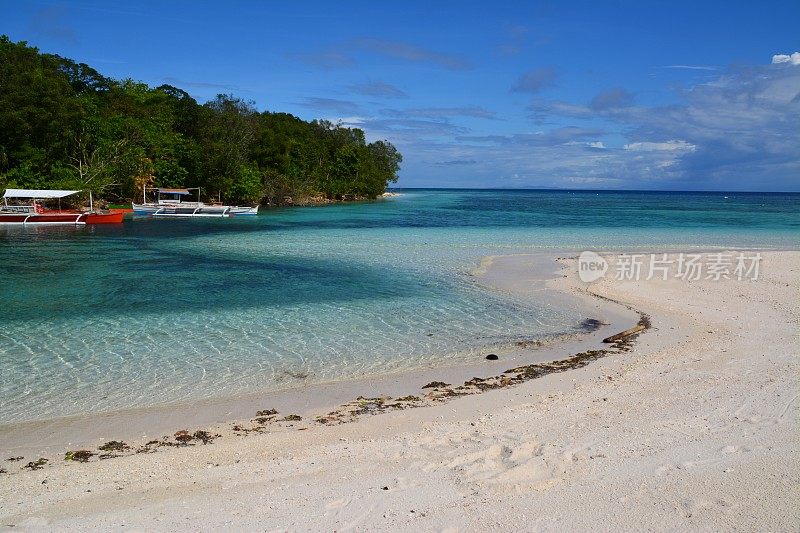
xmin=0 ymin=189 xmax=125 ymax=225
xmin=132 ymin=187 xmax=259 ymax=217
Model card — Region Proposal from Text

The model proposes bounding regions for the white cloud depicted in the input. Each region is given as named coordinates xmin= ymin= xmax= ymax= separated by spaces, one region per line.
xmin=623 ymin=141 xmax=696 ymax=152
xmin=771 ymin=52 xmax=800 ymax=65
xmin=660 ymin=65 xmax=719 ymax=71
xmin=331 ymin=116 xmax=365 ymax=125
xmin=320 ymin=116 xmax=368 ymax=132
xmin=389 ymin=56 xmax=799 ymax=190
xmin=564 ymin=141 xmax=606 ymax=149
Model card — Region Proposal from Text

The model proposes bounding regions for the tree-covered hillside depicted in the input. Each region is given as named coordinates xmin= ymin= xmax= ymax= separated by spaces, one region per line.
xmin=0 ymin=36 xmax=401 ymax=205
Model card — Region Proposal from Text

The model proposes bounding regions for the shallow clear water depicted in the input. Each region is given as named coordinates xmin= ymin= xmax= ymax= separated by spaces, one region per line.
xmin=1 ymin=189 xmax=798 ymax=422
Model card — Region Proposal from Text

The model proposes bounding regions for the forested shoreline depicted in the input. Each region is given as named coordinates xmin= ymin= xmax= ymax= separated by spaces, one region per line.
xmin=0 ymin=36 xmax=402 ymax=206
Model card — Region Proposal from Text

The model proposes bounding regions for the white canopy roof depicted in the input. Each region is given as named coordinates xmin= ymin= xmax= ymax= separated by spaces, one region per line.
xmin=2 ymin=189 xmax=81 ymax=199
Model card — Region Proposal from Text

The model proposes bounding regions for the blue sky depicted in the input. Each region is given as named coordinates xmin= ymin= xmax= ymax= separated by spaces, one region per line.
xmin=2 ymin=0 xmax=799 ymax=191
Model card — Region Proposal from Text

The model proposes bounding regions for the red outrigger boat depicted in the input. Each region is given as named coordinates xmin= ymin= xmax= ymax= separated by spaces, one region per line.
xmin=0 ymin=189 xmax=125 ymax=225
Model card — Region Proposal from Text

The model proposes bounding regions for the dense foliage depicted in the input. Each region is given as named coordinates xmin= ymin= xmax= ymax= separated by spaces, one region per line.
xmin=0 ymin=36 xmax=401 ymax=205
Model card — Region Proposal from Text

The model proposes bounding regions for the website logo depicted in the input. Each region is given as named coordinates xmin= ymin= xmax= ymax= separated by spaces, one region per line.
xmin=578 ymin=251 xmax=608 ymax=283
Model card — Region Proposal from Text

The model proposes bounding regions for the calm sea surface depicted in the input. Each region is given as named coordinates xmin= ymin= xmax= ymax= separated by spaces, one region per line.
xmin=1 ymin=189 xmax=798 ymax=422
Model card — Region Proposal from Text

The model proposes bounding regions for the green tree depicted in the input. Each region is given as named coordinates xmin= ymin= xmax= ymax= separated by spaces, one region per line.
xmin=0 ymin=36 xmax=402 ymax=206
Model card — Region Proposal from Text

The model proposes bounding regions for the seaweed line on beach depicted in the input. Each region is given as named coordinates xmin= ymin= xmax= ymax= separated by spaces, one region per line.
xmin=2 ymin=311 xmax=650 ymax=474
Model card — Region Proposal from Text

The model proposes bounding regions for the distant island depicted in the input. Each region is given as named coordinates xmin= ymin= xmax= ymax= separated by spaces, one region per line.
xmin=0 ymin=36 xmax=402 ymax=206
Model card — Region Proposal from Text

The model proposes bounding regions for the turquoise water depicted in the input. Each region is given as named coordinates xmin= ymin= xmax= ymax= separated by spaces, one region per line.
xmin=1 ymin=189 xmax=798 ymax=423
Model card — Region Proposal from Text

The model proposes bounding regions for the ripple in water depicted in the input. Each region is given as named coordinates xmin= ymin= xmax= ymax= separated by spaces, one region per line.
xmin=1 ymin=189 xmax=798 ymax=423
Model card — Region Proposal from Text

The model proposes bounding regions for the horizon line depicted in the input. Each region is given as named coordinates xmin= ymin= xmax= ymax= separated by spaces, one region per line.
xmin=389 ymin=186 xmax=800 ymax=194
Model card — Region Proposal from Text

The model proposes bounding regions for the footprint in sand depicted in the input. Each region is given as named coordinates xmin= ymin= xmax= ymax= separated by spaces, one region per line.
xmin=324 ymin=497 xmax=379 ymax=530
xmin=720 ymin=444 xmax=751 ymax=454
xmin=444 ymin=439 xmax=566 ymax=493
xmin=324 ymin=497 xmax=351 ymax=516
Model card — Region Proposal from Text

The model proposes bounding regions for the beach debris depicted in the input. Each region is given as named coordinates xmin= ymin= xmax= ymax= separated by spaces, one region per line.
xmin=485 ymin=353 xmax=499 ymax=360
xmin=135 ymin=442 xmax=159 ymax=454
xmin=24 ymin=458 xmax=48 ymax=470
xmin=421 ymin=381 xmax=450 ymax=389
xmin=64 ymin=450 xmax=94 ymax=463
xmin=0 ymin=467 xmax=6 ymax=474
xmin=282 ymin=414 xmax=303 ymax=422
xmin=349 ymin=396 xmax=391 ymax=415
xmin=6 ymin=456 xmax=24 ymax=462
xmin=315 ymin=413 xmax=347 ymax=425
xmin=426 ymin=387 xmax=469 ymax=400
xmin=381 ymin=486 xmax=389 ymax=490
xmin=98 ymin=440 xmax=130 ymax=452
xmin=322 ymin=407 xmax=364 ymax=424
xmin=174 ymin=430 xmax=193 ymax=444
xmin=601 ymin=314 xmax=650 ymax=345
xmin=98 ymin=453 xmax=120 ymax=460
xmin=193 ymin=430 xmax=217 ymax=444
xmin=463 ymin=376 xmax=504 ymax=391
xmin=602 ymin=324 xmax=645 ymax=343
xmin=254 ymin=408 xmax=279 ymax=424
xmin=231 ymin=424 xmax=260 ymax=435
xmin=357 ymin=395 xmax=388 ymax=402
xmin=395 ymin=395 xmax=422 ymax=402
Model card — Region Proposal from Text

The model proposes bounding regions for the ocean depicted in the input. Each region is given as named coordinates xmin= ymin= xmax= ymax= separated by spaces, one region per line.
xmin=1 ymin=189 xmax=798 ymax=423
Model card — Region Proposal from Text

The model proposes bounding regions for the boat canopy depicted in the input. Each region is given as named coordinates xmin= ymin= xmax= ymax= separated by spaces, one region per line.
xmin=3 ymin=189 xmax=81 ymax=199
xmin=157 ymin=188 xmax=193 ymax=195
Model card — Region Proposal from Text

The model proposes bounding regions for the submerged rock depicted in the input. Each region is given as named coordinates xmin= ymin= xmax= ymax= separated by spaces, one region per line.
xmin=579 ymin=318 xmax=606 ymax=331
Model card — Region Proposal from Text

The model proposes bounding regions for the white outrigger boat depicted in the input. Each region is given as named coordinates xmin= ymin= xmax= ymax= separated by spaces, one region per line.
xmin=132 ymin=187 xmax=258 ymax=217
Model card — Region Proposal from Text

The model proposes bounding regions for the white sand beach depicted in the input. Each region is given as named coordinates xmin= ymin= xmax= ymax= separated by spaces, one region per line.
xmin=1 ymin=251 xmax=797 ymax=531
